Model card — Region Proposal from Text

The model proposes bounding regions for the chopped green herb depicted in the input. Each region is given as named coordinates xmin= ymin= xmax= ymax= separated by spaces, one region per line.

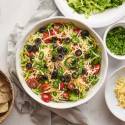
xmin=106 ymin=26 xmax=125 ymax=56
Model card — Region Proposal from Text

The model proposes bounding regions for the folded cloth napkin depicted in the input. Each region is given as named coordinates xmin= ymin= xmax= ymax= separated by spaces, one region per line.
xmin=7 ymin=0 xmax=88 ymax=125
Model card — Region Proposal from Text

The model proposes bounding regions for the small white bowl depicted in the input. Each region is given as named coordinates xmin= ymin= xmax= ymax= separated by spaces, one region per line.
xmin=103 ymin=23 xmax=125 ymax=60
xmin=16 ymin=17 xmax=108 ymax=109
xmin=105 ymin=66 xmax=125 ymax=122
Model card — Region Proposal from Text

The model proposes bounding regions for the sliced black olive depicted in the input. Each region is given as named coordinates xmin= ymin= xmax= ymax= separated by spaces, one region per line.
xmin=51 ymin=55 xmax=57 ymax=62
xmin=51 ymin=37 xmax=58 ymax=43
xmin=32 ymin=45 xmax=39 ymax=53
xmin=72 ymin=72 xmax=79 ymax=79
xmin=74 ymin=89 xmax=79 ymax=95
xmin=60 ymin=76 xmax=66 ymax=82
xmin=75 ymin=49 xmax=82 ymax=56
xmin=84 ymin=53 xmax=90 ymax=59
xmin=38 ymin=27 xmax=46 ymax=33
xmin=39 ymin=75 xmax=48 ymax=81
xmin=81 ymin=30 xmax=89 ymax=38
xmin=57 ymin=54 xmax=64 ymax=61
xmin=64 ymin=37 xmax=71 ymax=44
xmin=27 ymin=45 xmax=33 ymax=53
xmin=34 ymin=38 xmax=41 ymax=46
xmin=57 ymin=46 xmax=68 ymax=55
xmin=57 ymin=46 xmax=64 ymax=53
xmin=51 ymin=70 xmax=58 ymax=79
xmin=65 ymin=74 xmax=71 ymax=82
xmin=82 ymin=68 xmax=87 ymax=75
xmin=26 ymin=63 xmax=32 ymax=70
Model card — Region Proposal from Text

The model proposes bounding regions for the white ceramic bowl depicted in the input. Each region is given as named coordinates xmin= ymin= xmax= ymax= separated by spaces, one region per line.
xmin=103 ymin=23 xmax=125 ymax=60
xmin=54 ymin=0 xmax=125 ymax=28
xmin=105 ymin=66 xmax=125 ymax=122
xmin=16 ymin=17 xmax=108 ymax=109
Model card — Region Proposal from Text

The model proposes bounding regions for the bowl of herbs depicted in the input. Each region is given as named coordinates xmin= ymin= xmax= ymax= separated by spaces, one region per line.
xmin=104 ymin=23 xmax=125 ymax=60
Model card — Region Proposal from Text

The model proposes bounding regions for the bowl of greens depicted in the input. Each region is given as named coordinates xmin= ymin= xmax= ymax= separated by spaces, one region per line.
xmin=16 ymin=17 xmax=108 ymax=109
xmin=54 ymin=0 xmax=125 ymax=28
xmin=104 ymin=23 xmax=125 ymax=60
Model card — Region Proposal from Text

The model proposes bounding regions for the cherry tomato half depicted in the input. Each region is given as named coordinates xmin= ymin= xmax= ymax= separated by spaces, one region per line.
xmin=40 ymin=83 xmax=50 ymax=92
xmin=92 ymin=64 xmax=101 ymax=74
xmin=27 ymin=78 xmax=38 ymax=89
xmin=41 ymin=93 xmax=51 ymax=102
xmin=60 ymin=82 xmax=65 ymax=90
xmin=63 ymin=92 xmax=69 ymax=100
xmin=67 ymin=83 xmax=75 ymax=90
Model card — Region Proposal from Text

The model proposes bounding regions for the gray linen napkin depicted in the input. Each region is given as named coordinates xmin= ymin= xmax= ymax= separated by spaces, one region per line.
xmin=7 ymin=0 xmax=88 ymax=125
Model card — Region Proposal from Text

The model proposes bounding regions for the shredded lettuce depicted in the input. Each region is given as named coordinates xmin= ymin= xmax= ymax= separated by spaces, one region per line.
xmin=67 ymin=0 xmax=125 ymax=17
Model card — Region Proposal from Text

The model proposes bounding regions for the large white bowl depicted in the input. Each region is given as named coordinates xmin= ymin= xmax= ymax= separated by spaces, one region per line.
xmin=105 ymin=66 xmax=125 ymax=121
xmin=54 ymin=0 xmax=125 ymax=28
xmin=16 ymin=17 xmax=108 ymax=109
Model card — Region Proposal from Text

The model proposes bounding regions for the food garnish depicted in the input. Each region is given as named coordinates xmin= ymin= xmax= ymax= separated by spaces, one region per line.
xmin=106 ymin=26 xmax=125 ymax=56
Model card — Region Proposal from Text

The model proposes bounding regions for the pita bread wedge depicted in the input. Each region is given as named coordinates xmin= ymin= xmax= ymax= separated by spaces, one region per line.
xmin=0 ymin=92 xmax=11 ymax=104
xmin=0 ymin=85 xmax=10 ymax=93
xmin=0 ymin=103 xmax=8 ymax=113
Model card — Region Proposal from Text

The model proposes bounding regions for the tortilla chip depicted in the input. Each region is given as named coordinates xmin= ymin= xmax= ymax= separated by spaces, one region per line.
xmin=0 ymin=92 xmax=11 ymax=103
xmin=0 ymin=85 xmax=10 ymax=93
xmin=0 ymin=103 xmax=8 ymax=113
xmin=0 ymin=82 xmax=4 ymax=88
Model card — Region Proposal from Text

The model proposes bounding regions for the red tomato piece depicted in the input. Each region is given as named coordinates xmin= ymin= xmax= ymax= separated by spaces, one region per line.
xmin=26 ymin=52 xmax=34 ymax=57
xmin=60 ymin=82 xmax=65 ymax=90
xmin=27 ymin=78 xmax=38 ymax=89
xmin=41 ymin=93 xmax=51 ymax=102
xmin=50 ymin=30 xmax=56 ymax=36
xmin=63 ymin=92 xmax=69 ymax=100
xmin=43 ymin=32 xmax=49 ymax=39
xmin=67 ymin=83 xmax=75 ymax=90
xmin=93 ymin=64 xmax=101 ymax=74
xmin=40 ymin=83 xmax=50 ymax=92
xmin=42 ymin=32 xmax=51 ymax=43
xmin=74 ymin=28 xmax=81 ymax=33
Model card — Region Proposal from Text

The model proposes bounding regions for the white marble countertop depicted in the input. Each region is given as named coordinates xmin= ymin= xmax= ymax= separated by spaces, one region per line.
xmin=0 ymin=0 xmax=125 ymax=125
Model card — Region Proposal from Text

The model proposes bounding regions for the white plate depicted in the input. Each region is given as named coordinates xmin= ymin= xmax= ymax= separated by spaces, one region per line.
xmin=105 ymin=66 xmax=125 ymax=122
xmin=54 ymin=0 xmax=125 ymax=28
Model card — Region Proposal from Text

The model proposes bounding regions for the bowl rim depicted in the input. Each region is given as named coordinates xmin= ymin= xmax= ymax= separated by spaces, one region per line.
xmin=105 ymin=65 xmax=125 ymax=122
xmin=16 ymin=16 xmax=108 ymax=109
xmin=0 ymin=70 xmax=14 ymax=123
xmin=103 ymin=22 xmax=125 ymax=60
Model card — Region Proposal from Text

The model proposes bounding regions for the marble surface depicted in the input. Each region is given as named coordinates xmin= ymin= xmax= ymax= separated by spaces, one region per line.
xmin=0 ymin=0 xmax=125 ymax=125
